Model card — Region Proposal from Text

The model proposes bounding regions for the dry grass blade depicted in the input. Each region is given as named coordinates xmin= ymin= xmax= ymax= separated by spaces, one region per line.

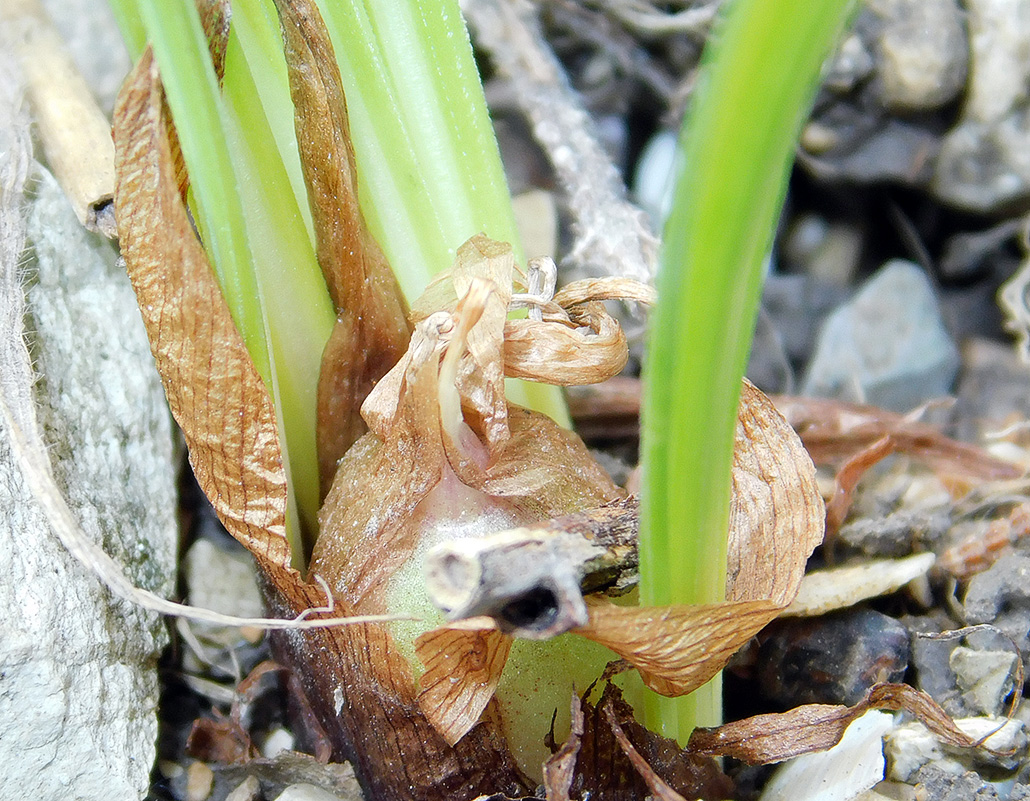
xmin=542 ymin=695 xmax=584 ymax=801
xmin=415 ymin=623 xmax=513 ymax=746
xmin=688 ymin=682 xmax=995 ymax=764
xmin=602 ymin=704 xmax=687 ymax=801
xmin=113 ymin=49 xmax=292 ymax=579
xmin=1 ymin=0 xmax=116 ymax=236
xmin=275 ymin=0 xmax=410 ymax=496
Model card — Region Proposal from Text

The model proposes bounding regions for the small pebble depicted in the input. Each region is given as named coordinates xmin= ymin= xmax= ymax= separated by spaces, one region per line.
xmin=262 ymin=727 xmax=296 ymax=759
xmin=632 ymin=128 xmax=678 ymax=225
xmin=275 ymin=783 xmax=352 ymax=801
xmin=868 ymin=0 xmax=968 ymax=112
xmin=949 ymin=646 xmax=1018 ymax=717
xmin=911 ymin=764 xmax=1000 ymax=801
xmin=932 ymin=0 xmax=1030 ymax=211
xmin=226 ymin=776 xmax=261 ymax=801
xmin=186 ymin=761 xmax=215 ymax=801
xmin=963 ymin=553 xmax=1030 ymax=661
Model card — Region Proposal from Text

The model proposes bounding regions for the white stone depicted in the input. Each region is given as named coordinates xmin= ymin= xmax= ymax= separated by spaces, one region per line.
xmin=761 ymin=710 xmax=894 ymax=801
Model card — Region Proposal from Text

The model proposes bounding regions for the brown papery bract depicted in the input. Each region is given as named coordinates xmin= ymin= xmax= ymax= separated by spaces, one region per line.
xmin=113 ymin=48 xmax=294 ymax=587
xmin=414 ymin=621 xmax=512 ymax=747
xmin=570 ymin=379 xmax=823 ymax=698
xmin=274 ymin=0 xmax=411 ymax=500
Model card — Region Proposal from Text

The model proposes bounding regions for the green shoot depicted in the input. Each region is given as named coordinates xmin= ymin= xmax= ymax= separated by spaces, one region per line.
xmin=639 ymin=0 xmax=855 ymax=741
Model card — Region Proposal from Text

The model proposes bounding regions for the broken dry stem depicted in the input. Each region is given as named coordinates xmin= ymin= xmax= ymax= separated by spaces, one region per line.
xmin=424 ymin=496 xmax=640 ymax=638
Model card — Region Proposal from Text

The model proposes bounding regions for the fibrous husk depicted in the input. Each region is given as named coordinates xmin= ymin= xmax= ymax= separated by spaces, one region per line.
xmin=542 ymin=682 xmax=734 ymax=801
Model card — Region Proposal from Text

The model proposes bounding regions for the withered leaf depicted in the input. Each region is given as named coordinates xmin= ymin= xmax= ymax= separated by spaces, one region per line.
xmin=410 ymin=241 xmax=647 ymax=388
xmin=504 ymin=301 xmax=628 ymax=385
xmin=415 ymin=622 xmax=514 ymax=746
xmin=775 ymin=395 xmax=1021 ymax=481
xmin=447 ymin=237 xmax=513 ymax=451
xmin=186 ymin=660 xmax=282 ymax=765
xmin=275 ymin=0 xmax=410 ymax=498
xmin=688 ymin=682 xmax=991 ymax=764
xmin=113 ymin=49 xmax=293 ymax=584
xmin=551 ymin=277 xmax=657 ymax=309
xmin=728 ymin=379 xmax=824 ymax=605
xmin=575 ymin=598 xmax=780 ymax=696
xmin=824 ymin=434 xmax=895 ymax=538
xmin=571 ymin=379 xmax=822 ymax=698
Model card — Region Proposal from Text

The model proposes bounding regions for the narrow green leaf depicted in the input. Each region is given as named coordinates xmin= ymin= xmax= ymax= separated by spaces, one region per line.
xmin=639 ymin=0 xmax=855 ymax=741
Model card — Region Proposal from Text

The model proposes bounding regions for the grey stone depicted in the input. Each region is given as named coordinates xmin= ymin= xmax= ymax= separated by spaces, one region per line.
xmin=963 ymin=554 xmax=1030 ymax=663
xmin=912 ymin=765 xmax=1001 ymax=800
xmin=949 ymin=646 xmax=1019 ymax=717
xmin=759 ymin=274 xmax=850 ymax=367
xmin=905 ymin=613 xmax=980 ymax=717
xmin=802 ymin=260 xmax=959 ymax=411
xmin=0 ymin=164 xmax=178 ymax=800
xmin=186 ymin=539 xmax=264 ymax=621
xmin=868 ymin=0 xmax=968 ymax=112
xmin=932 ymin=0 xmax=1030 ymax=212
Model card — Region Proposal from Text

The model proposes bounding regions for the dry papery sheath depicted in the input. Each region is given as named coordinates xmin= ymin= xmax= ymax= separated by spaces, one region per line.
xmin=112 ymin=0 xmax=825 ymax=795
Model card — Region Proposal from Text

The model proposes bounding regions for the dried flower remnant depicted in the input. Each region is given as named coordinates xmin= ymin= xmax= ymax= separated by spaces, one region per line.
xmin=310 ymin=232 xmax=826 ymax=783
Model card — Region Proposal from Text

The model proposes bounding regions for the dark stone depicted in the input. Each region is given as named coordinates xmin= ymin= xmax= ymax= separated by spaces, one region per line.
xmin=755 ymin=608 xmax=910 ymax=708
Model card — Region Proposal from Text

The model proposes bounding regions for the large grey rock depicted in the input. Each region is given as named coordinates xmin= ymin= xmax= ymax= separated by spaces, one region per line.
xmin=932 ymin=0 xmax=1030 ymax=212
xmin=0 ymin=152 xmax=177 ymax=801
xmin=802 ymin=260 xmax=960 ymax=410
